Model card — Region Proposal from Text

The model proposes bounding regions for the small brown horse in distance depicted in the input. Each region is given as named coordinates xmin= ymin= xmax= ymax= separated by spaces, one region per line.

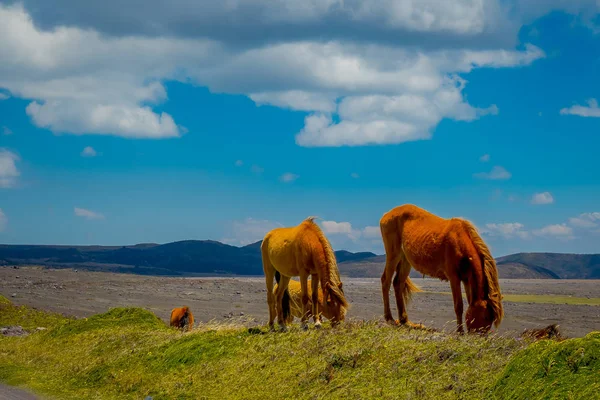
xmin=380 ymin=204 xmax=504 ymax=334
xmin=261 ymin=216 xmax=349 ymax=331
xmin=170 ymin=306 xmax=194 ymax=332
xmin=274 ymin=271 xmax=347 ymax=325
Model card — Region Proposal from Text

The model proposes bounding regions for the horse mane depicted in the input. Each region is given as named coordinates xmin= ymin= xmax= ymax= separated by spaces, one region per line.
xmin=459 ymin=219 xmax=504 ymax=328
xmin=302 ymin=217 xmax=349 ymax=309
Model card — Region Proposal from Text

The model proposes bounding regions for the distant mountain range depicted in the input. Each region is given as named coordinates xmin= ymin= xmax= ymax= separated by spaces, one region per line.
xmin=1 ymin=241 xmax=598 ymax=279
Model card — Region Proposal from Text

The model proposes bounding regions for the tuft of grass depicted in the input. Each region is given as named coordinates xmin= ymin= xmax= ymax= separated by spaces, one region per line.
xmin=490 ymin=331 xmax=600 ymax=399
xmin=0 ymin=296 xmax=597 ymax=399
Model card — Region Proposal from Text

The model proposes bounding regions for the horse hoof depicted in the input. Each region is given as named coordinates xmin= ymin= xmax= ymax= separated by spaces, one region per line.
xmin=314 ymin=323 xmax=322 ymax=329
xmin=301 ymin=323 xmax=308 ymax=331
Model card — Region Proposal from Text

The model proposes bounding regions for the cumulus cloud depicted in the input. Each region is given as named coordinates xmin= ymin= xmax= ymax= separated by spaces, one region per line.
xmin=560 ymin=98 xmax=600 ymax=117
xmin=321 ymin=220 xmax=381 ymax=241
xmin=235 ymin=160 xmax=243 ymax=167
xmin=81 ymin=146 xmax=97 ymax=157
xmin=474 ymin=165 xmax=511 ymax=180
xmin=280 ymin=172 xmax=299 ymax=183
xmin=0 ymin=149 xmax=20 ymax=188
xmin=74 ymin=207 xmax=105 ymax=220
xmin=532 ymin=224 xmax=574 ymax=239
xmin=0 ymin=2 xmax=553 ymax=146
xmin=531 ymin=191 xmax=554 ymax=205
xmin=222 ymin=217 xmax=284 ymax=246
xmin=251 ymin=165 xmax=264 ymax=174
xmin=350 ymin=172 xmax=360 ymax=179
xmin=322 ymin=220 xmax=354 ymax=235
xmin=2 ymin=126 xmax=13 ymax=135
xmin=0 ymin=92 xmax=9 ymax=100
xmin=480 ymin=154 xmax=490 ymax=162
xmin=0 ymin=208 xmax=6 ymax=232
xmin=568 ymin=212 xmax=600 ymax=228
xmin=483 ymin=222 xmax=530 ymax=239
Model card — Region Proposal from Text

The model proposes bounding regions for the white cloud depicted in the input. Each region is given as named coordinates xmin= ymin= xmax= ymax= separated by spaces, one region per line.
xmin=362 ymin=226 xmax=381 ymax=239
xmin=0 ymin=149 xmax=20 ymax=188
xmin=321 ymin=220 xmax=382 ymax=242
xmin=474 ymin=165 xmax=511 ymax=180
xmin=235 ymin=160 xmax=243 ymax=167
xmin=483 ymin=222 xmax=530 ymax=239
xmin=531 ymin=191 xmax=554 ymax=205
xmin=74 ymin=207 xmax=105 ymax=220
xmin=0 ymin=3 xmax=550 ymax=146
xmin=280 ymin=172 xmax=299 ymax=183
xmin=81 ymin=146 xmax=97 ymax=157
xmin=0 ymin=92 xmax=9 ymax=100
xmin=560 ymin=98 xmax=600 ymax=117
xmin=0 ymin=209 xmax=6 ymax=232
xmin=250 ymin=91 xmax=337 ymax=113
xmin=350 ymin=172 xmax=360 ymax=179
xmin=251 ymin=165 xmax=264 ymax=174
xmin=321 ymin=220 xmax=354 ymax=235
xmin=532 ymin=224 xmax=574 ymax=239
xmin=568 ymin=212 xmax=600 ymax=228
xmin=480 ymin=154 xmax=490 ymax=162
xmin=223 ymin=217 xmax=284 ymax=246
xmin=2 ymin=126 xmax=13 ymax=135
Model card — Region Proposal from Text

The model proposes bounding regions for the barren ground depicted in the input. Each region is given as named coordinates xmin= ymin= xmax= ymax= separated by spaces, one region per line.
xmin=1 ymin=266 xmax=599 ymax=338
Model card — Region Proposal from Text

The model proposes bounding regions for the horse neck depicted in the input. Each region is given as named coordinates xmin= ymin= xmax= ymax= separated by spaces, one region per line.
xmin=466 ymin=256 xmax=487 ymax=306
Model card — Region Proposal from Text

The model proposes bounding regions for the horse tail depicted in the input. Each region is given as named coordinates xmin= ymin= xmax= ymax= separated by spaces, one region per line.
xmin=304 ymin=217 xmax=349 ymax=309
xmin=274 ymin=270 xmax=291 ymax=321
xmin=402 ymin=276 xmax=422 ymax=303
xmin=461 ymin=220 xmax=504 ymax=328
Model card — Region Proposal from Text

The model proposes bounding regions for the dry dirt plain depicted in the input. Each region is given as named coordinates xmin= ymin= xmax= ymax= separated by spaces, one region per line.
xmin=1 ymin=266 xmax=599 ymax=338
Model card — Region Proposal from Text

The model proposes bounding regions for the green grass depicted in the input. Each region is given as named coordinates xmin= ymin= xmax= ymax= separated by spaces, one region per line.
xmin=426 ymin=291 xmax=600 ymax=306
xmin=0 ymin=295 xmax=598 ymax=399
xmin=491 ymin=331 xmax=600 ymax=399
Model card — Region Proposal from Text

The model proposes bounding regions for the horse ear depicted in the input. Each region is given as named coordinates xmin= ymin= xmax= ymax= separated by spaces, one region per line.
xmin=338 ymin=282 xmax=343 ymax=288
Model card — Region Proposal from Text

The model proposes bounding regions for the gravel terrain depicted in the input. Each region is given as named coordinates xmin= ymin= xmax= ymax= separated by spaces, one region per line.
xmin=2 ymin=266 xmax=599 ymax=338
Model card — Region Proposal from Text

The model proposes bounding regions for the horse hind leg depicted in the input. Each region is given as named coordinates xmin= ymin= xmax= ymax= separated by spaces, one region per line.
xmin=392 ymin=256 xmax=424 ymax=329
xmin=381 ymin=252 xmax=400 ymax=324
xmin=261 ymin=247 xmax=277 ymax=331
xmin=275 ymin=274 xmax=291 ymax=332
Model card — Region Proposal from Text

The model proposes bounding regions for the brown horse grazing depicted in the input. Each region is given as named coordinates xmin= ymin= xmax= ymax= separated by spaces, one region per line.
xmin=170 ymin=306 xmax=194 ymax=332
xmin=380 ymin=204 xmax=504 ymax=334
xmin=261 ymin=216 xmax=349 ymax=331
xmin=274 ymin=271 xmax=348 ymax=325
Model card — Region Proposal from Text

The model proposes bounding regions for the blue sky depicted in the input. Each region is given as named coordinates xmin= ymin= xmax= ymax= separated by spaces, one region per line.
xmin=0 ymin=1 xmax=599 ymax=257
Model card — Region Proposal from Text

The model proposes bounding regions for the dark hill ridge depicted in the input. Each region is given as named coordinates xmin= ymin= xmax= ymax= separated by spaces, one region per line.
xmin=0 ymin=242 xmax=597 ymax=279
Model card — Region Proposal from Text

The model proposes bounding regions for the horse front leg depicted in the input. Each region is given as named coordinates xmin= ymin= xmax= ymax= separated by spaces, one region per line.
xmin=311 ymin=274 xmax=322 ymax=329
xmin=299 ymin=273 xmax=310 ymax=330
xmin=450 ymin=276 xmax=465 ymax=334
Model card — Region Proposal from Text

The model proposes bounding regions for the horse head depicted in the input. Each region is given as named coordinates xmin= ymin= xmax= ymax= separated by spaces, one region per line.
xmin=465 ymin=299 xmax=494 ymax=334
xmin=323 ymin=281 xmax=347 ymax=327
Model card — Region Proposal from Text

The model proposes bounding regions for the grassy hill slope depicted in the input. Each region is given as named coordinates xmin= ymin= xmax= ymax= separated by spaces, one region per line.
xmin=1 ymin=295 xmax=598 ymax=399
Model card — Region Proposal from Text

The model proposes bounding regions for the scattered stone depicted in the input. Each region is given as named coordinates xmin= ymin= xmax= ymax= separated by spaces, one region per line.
xmin=240 ymin=312 xmax=245 ymax=316
xmin=15 ymin=275 xmax=20 ymax=279
xmin=236 ymin=291 xmax=241 ymax=295
xmin=11 ymin=293 xmax=16 ymax=298
xmin=36 ymin=327 xmax=47 ymax=331
xmin=1 ymin=326 xmax=29 ymax=337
